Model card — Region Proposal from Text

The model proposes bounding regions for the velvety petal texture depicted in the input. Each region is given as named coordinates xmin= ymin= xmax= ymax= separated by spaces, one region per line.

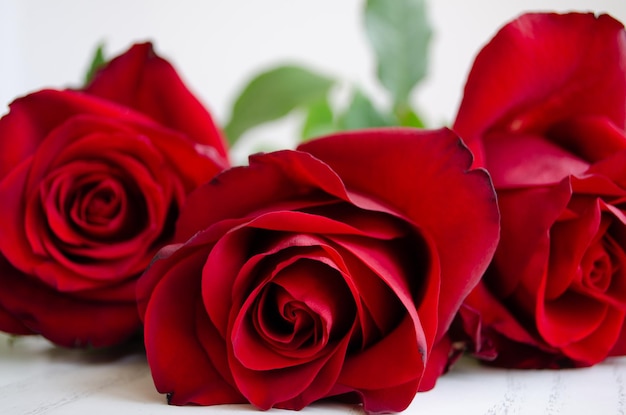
xmin=138 ymin=127 xmax=500 ymax=412
xmin=454 ymin=12 xmax=626 ymax=168
xmin=453 ymin=12 xmax=626 ymax=368
xmin=85 ymin=42 xmax=228 ymax=159
xmin=0 ymin=43 xmax=228 ymax=347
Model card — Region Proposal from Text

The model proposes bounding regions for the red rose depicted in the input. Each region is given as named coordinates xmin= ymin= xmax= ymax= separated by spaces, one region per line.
xmin=0 ymin=43 xmax=228 ymax=347
xmin=453 ymin=12 xmax=626 ymax=367
xmin=137 ymin=128 xmax=499 ymax=412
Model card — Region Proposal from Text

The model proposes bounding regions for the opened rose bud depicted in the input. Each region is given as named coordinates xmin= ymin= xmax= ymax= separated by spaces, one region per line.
xmin=0 ymin=42 xmax=229 ymax=347
xmin=453 ymin=12 xmax=626 ymax=368
xmin=137 ymin=128 xmax=499 ymax=412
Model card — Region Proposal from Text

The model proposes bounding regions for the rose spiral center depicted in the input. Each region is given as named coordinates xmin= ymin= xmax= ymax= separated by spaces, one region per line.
xmin=72 ymin=177 xmax=124 ymax=228
xmin=232 ymin=255 xmax=356 ymax=369
xmin=581 ymin=237 xmax=618 ymax=293
xmin=40 ymin=161 xmax=148 ymax=243
xmin=255 ymin=284 xmax=319 ymax=350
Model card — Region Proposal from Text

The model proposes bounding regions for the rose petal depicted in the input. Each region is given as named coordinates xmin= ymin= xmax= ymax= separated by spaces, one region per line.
xmin=585 ymin=149 xmax=626 ymax=190
xmin=484 ymin=132 xmax=589 ymax=188
xmin=176 ymin=150 xmax=350 ymax=241
xmin=454 ymin=13 xmax=626 ymax=166
xmin=330 ymin=233 xmax=432 ymax=343
xmin=85 ymin=42 xmax=228 ymax=158
xmin=548 ymin=116 xmax=626 ymax=163
xmin=489 ymin=178 xmax=572 ymax=300
xmin=0 ymin=88 xmax=224 ymax=186
xmin=199 ymin=214 xmax=360 ymax=338
xmin=0 ymin=255 xmax=139 ymax=347
xmin=546 ymin=197 xmax=603 ymax=299
xmin=0 ymin=257 xmax=36 ymax=335
xmin=539 ymin=290 xmax=607 ymax=346
xmin=547 ymin=197 xmax=626 ymax=307
xmin=470 ymin=282 xmax=542 ymax=347
xmin=230 ymin=255 xmax=353 ymax=370
xmin=0 ymin=89 xmax=158 ymax=180
xmin=561 ymin=306 xmax=626 ymax=365
xmin=0 ymin=159 xmax=39 ymax=273
xmin=230 ymin=334 xmax=351 ymax=410
xmin=572 ymin=172 xmax=626 ymax=198
xmin=299 ymin=127 xmax=500 ymax=333
xmin=418 ymin=335 xmax=453 ymax=392
xmin=609 ymin=322 xmax=626 ymax=356
xmin=327 ymin=242 xmax=406 ymax=347
xmin=338 ymin=316 xmax=423 ymax=400
xmin=138 ymin=243 xmax=244 ymax=405
xmin=300 ymin=201 xmax=408 ymax=240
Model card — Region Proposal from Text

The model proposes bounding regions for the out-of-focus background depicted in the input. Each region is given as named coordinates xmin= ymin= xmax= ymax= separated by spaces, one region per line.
xmin=2 ymin=0 xmax=625 ymax=152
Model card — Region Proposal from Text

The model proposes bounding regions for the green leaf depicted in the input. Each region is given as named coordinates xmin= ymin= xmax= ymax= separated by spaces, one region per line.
xmin=83 ymin=43 xmax=107 ymax=86
xmin=301 ymin=97 xmax=336 ymax=141
xmin=338 ymin=90 xmax=391 ymax=130
xmin=394 ymin=102 xmax=425 ymax=128
xmin=364 ymin=0 xmax=432 ymax=107
xmin=224 ymin=65 xmax=335 ymax=145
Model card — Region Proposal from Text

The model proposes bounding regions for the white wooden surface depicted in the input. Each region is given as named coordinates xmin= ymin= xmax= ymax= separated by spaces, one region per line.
xmin=1 ymin=332 xmax=624 ymax=415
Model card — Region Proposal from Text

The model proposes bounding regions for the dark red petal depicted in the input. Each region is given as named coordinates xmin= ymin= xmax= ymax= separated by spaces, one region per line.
xmin=0 ymin=89 xmax=154 ymax=179
xmin=32 ymin=112 xmax=222 ymax=194
xmin=176 ymin=150 xmax=350 ymax=241
xmin=0 ymin=157 xmax=35 ymax=273
xmin=359 ymin=379 xmax=420 ymax=413
xmin=0 ymin=256 xmax=139 ymax=347
xmin=561 ymin=306 xmax=626 ymax=365
xmin=138 ymin=243 xmax=244 ymax=405
xmin=339 ymin=317 xmax=424 ymax=390
xmin=462 ymin=282 xmax=543 ymax=352
xmin=489 ymin=179 xmax=572 ymax=300
xmin=585 ymin=149 xmax=626 ymax=190
xmin=136 ymin=243 xmax=184 ymax=319
xmin=272 ymin=336 xmax=351 ymax=410
xmin=417 ymin=335 xmax=453 ymax=392
xmin=548 ymin=116 xmax=626 ymax=163
xmin=454 ymin=12 xmax=626 ymax=166
xmin=230 ymin=333 xmax=351 ymax=410
xmin=85 ymin=42 xmax=228 ymax=158
xmin=572 ymin=173 xmax=626 ymax=198
xmin=299 ymin=127 xmax=500 ymax=333
xmin=538 ymin=290 xmax=607 ymax=347
xmin=329 ymin=234 xmax=429 ymax=353
xmin=1 ymin=160 xmax=152 ymax=291
xmin=484 ymin=132 xmax=588 ymax=188
xmin=537 ymin=278 xmax=626 ymax=366
xmin=546 ymin=197 xmax=603 ymax=300
xmin=0 ymin=256 xmax=36 ymax=335
xmin=230 ymin=256 xmax=349 ymax=370
xmin=327 ymin=242 xmax=406 ymax=347
xmin=200 ymin=215 xmax=361 ymax=338
xmin=0 ymin=308 xmax=33 ymax=335
xmin=609 ymin=322 xmax=626 ymax=356
xmin=302 ymin=201 xmax=408 ymax=240
xmin=201 ymin=227 xmax=255 ymax=338
xmin=0 ymin=88 xmax=226 ymax=183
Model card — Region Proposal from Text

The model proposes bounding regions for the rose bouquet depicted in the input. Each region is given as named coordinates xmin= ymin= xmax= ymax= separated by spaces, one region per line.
xmin=0 ymin=0 xmax=625 ymax=413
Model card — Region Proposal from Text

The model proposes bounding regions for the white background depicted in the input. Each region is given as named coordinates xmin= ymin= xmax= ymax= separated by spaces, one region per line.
xmin=1 ymin=0 xmax=626 ymax=160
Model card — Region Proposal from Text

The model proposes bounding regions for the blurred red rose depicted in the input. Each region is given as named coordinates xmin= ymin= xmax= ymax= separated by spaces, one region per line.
xmin=453 ymin=12 xmax=626 ymax=367
xmin=137 ymin=128 xmax=499 ymax=412
xmin=0 ymin=42 xmax=228 ymax=347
